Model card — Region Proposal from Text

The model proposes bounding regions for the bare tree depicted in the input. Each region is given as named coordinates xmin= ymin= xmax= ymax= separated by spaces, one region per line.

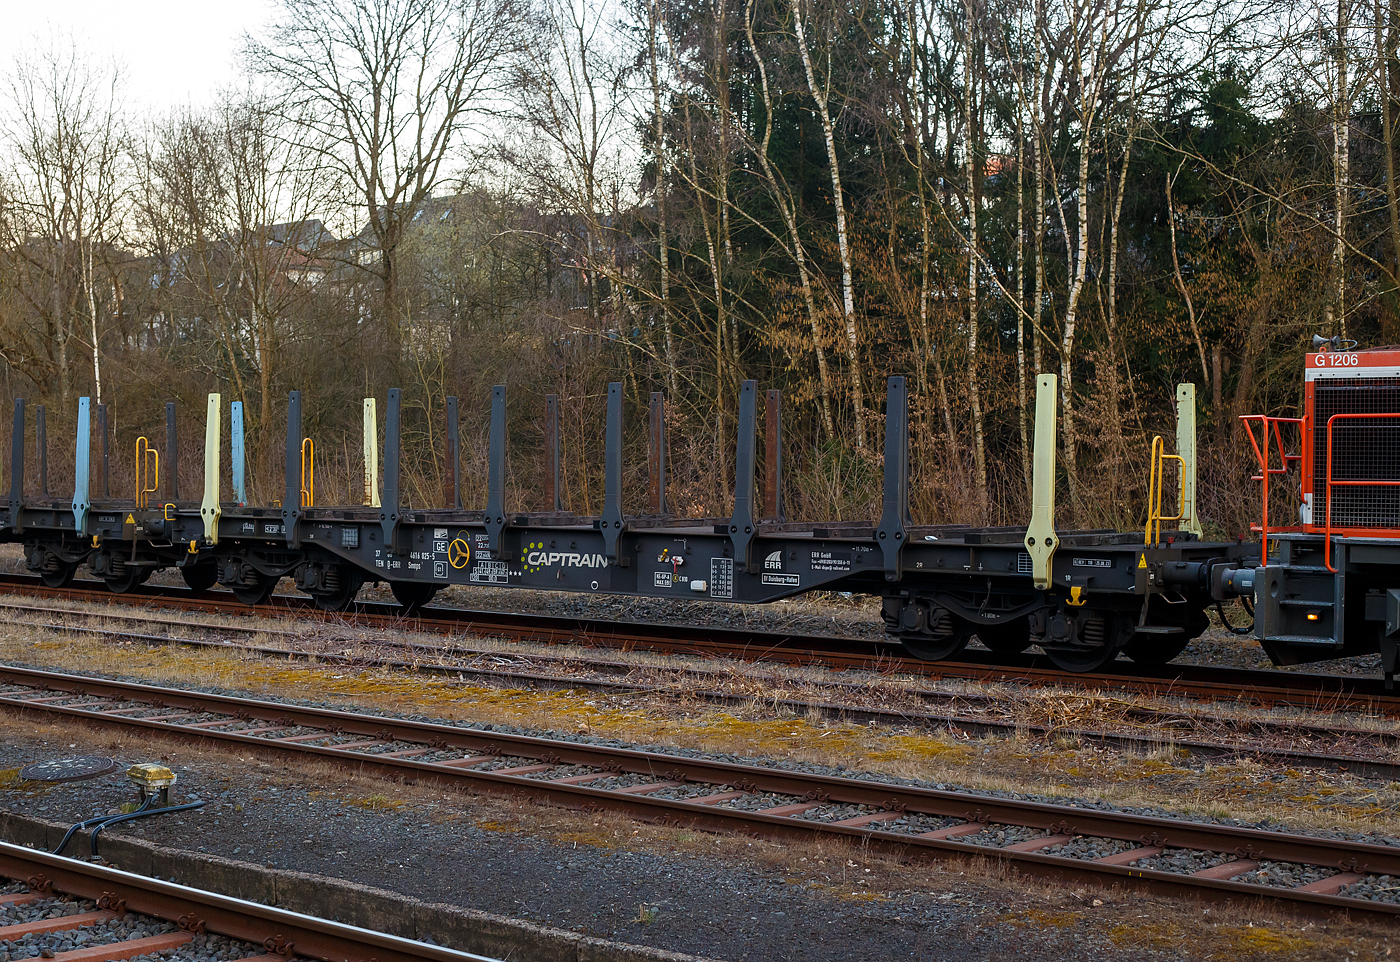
xmin=3 ymin=38 xmax=127 ymax=406
xmin=793 ymin=0 xmax=868 ymax=448
xmin=643 ymin=0 xmax=679 ymax=396
xmin=246 ymin=0 xmax=530 ymax=376
xmin=139 ymin=97 xmax=328 ymax=451
xmin=742 ymin=0 xmax=836 ymax=437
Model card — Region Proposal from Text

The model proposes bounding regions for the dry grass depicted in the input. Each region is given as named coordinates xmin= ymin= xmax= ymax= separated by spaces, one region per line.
xmin=3 ymin=623 xmax=1400 ymax=847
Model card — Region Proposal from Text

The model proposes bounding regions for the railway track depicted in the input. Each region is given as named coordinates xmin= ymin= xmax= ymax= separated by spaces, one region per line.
xmin=2 ymin=664 xmax=1399 ymax=921
xmin=6 ymin=598 xmax=1400 ymax=781
xmin=0 ymin=839 xmax=497 ymax=962
xmin=1 ymin=573 xmax=1395 ymax=714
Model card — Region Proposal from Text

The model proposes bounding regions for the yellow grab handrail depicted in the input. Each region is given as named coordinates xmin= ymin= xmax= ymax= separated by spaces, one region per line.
xmin=135 ymin=437 xmax=159 ymax=509
xmin=1144 ymin=435 xmax=1185 ymax=547
xmin=300 ymin=438 xmax=315 ymax=508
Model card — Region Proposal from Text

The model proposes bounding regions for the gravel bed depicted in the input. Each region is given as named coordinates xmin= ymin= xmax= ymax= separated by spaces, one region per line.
xmin=519 ymin=764 xmax=595 ymax=781
xmin=960 ymin=824 xmax=1047 ymax=848
xmin=1042 ymin=837 xmax=1138 ymax=860
xmin=793 ymin=803 xmax=885 ymax=823
xmin=1339 ymin=874 xmax=1400 ymax=902
xmin=1131 ymin=847 xmax=1232 ymax=874
xmin=1241 ymin=860 xmax=1338 ymax=888
xmin=132 ymin=932 xmax=270 ymax=961
xmin=471 ymin=756 xmax=544 ymax=772
xmin=0 ymin=915 xmax=181 ymax=961
xmin=646 ymin=782 xmax=741 ymax=801
xmin=0 ymin=891 xmax=264 ymax=962
xmin=156 ymin=712 xmax=223 ymax=725
xmin=878 ymin=813 xmax=964 ymax=835
xmin=358 ymin=740 xmax=428 ymax=755
xmin=0 ymin=897 xmax=96 ymax=925
xmin=714 ymin=792 xmax=799 ymax=812
xmin=226 ymin=720 xmax=297 ymax=734
xmin=129 ymin=708 xmax=197 ymax=720
xmin=572 ymin=773 xmax=663 ymax=791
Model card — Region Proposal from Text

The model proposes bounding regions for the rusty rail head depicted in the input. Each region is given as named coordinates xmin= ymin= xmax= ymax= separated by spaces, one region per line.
xmin=0 ymin=841 xmax=500 ymax=962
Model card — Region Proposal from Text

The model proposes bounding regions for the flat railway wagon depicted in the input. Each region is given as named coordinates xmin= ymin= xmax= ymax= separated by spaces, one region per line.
xmin=2 ymin=340 xmax=1396 ymax=683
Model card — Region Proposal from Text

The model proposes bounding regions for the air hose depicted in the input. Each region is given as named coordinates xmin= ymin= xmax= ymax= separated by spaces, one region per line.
xmin=1215 ymin=601 xmax=1254 ymax=636
xmin=52 ymin=796 xmax=206 ymax=859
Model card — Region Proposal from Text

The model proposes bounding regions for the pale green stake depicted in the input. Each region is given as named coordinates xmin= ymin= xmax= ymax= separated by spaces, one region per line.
xmin=1176 ymin=383 xmax=1203 ymax=537
xmin=201 ymin=393 xmax=222 ymax=545
xmin=1024 ymin=374 xmax=1058 ymax=590
xmin=363 ymin=398 xmax=380 ymax=508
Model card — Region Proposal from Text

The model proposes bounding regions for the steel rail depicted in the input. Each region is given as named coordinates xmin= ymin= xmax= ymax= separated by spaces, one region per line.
xmin=0 ymin=665 xmax=1398 ymax=921
xmin=11 ymin=607 xmax=1400 ymax=782
xmin=0 ymin=841 xmax=499 ymax=962
xmin=2 ymin=573 xmax=1397 ymax=714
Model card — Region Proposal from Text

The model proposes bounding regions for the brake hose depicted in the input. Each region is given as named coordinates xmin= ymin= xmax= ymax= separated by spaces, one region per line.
xmin=1216 ymin=600 xmax=1254 ymax=636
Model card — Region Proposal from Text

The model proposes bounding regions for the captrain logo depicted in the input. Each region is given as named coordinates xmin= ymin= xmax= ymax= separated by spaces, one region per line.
xmin=521 ymin=544 xmax=608 ymax=572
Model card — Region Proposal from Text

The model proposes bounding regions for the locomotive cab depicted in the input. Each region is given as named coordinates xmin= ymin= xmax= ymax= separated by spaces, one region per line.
xmin=1238 ymin=337 xmax=1400 ymax=686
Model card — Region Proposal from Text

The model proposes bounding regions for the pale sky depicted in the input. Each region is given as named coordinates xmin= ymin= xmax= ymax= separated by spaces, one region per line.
xmin=1 ymin=0 xmax=278 ymax=118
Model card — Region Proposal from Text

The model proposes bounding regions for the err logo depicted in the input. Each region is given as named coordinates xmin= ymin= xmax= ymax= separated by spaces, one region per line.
xmin=521 ymin=541 xmax=607 ymax=573
xmin=764 ymin=550 xmax=783 ymax=570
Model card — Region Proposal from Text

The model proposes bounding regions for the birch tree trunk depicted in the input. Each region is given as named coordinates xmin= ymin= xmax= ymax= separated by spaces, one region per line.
xmin=1334 ymin=0 xmax=1352 ymax=336
xmin=647 ymin=0 xmax=678 ymax=397
xmin=742 ymin=0 xmax=835 ymax=436
xmin=1379 ymin=0 xmax=1400 ymax=340
xmin=961 ymin=0 xmax=987 ymax=509
xmin=1055 ymin=27 xmax=1099 ymax=512
xmin=1031 ymin=3 xmax=1046 ymax=381
xmin=1166 ymin=166 xmax=1211 ymax=386
xmin=1015 ymin=60 xmax=1030 ymax=494
xmin=1104 ymin=128 xmax=1134 ymax=475
xmin=82 ymin=240 xmax=102 ymax=404
xmin=793 ymin=0 xmax=867 ymax=449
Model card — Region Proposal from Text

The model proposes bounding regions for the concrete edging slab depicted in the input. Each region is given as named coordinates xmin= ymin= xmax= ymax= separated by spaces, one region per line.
xmin=0 ymin=810 xmax=718 ymax=962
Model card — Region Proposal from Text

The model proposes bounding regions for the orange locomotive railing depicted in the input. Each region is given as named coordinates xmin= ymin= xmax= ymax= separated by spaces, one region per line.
xmin=1324 ymin=412 xmax=1400 ymax=572
xmin=1239 ymin=415 xmax=1303 ymax=566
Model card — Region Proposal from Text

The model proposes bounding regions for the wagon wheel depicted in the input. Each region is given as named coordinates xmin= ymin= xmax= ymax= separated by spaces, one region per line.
xmin=1123 ymin=633 xmax=1193 ymax=665
xmin=974 ymin=617 xmax=1032 ymax=656
xmin=1123 ymin=599 xmax=1208 ymax=665
xmin=231 ymin=574 xmax=277 ymax=606
xmin=181 ymin=563 xmax=219 ymax=593
xmin=104 ymin=564 xmax=148 ymax=595
xmin=314 ymin=567 xmax=363 ymax=612
xmin=390 ymin=581 xmax=438 ymax=613
xmin=1040 ymin=610 xmax=1125 ymax=673
xmin=1042 ymin=643 xmax=1121 ymax=673
xmin=40 ymin=560 xmax=78 ymax=589
xmin=898 ymin=605 xmax=973 ymax=661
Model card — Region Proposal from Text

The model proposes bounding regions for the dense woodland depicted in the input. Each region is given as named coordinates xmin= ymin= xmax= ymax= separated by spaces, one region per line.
xmin=0 ymin=0 xmax=1396 ymax=535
